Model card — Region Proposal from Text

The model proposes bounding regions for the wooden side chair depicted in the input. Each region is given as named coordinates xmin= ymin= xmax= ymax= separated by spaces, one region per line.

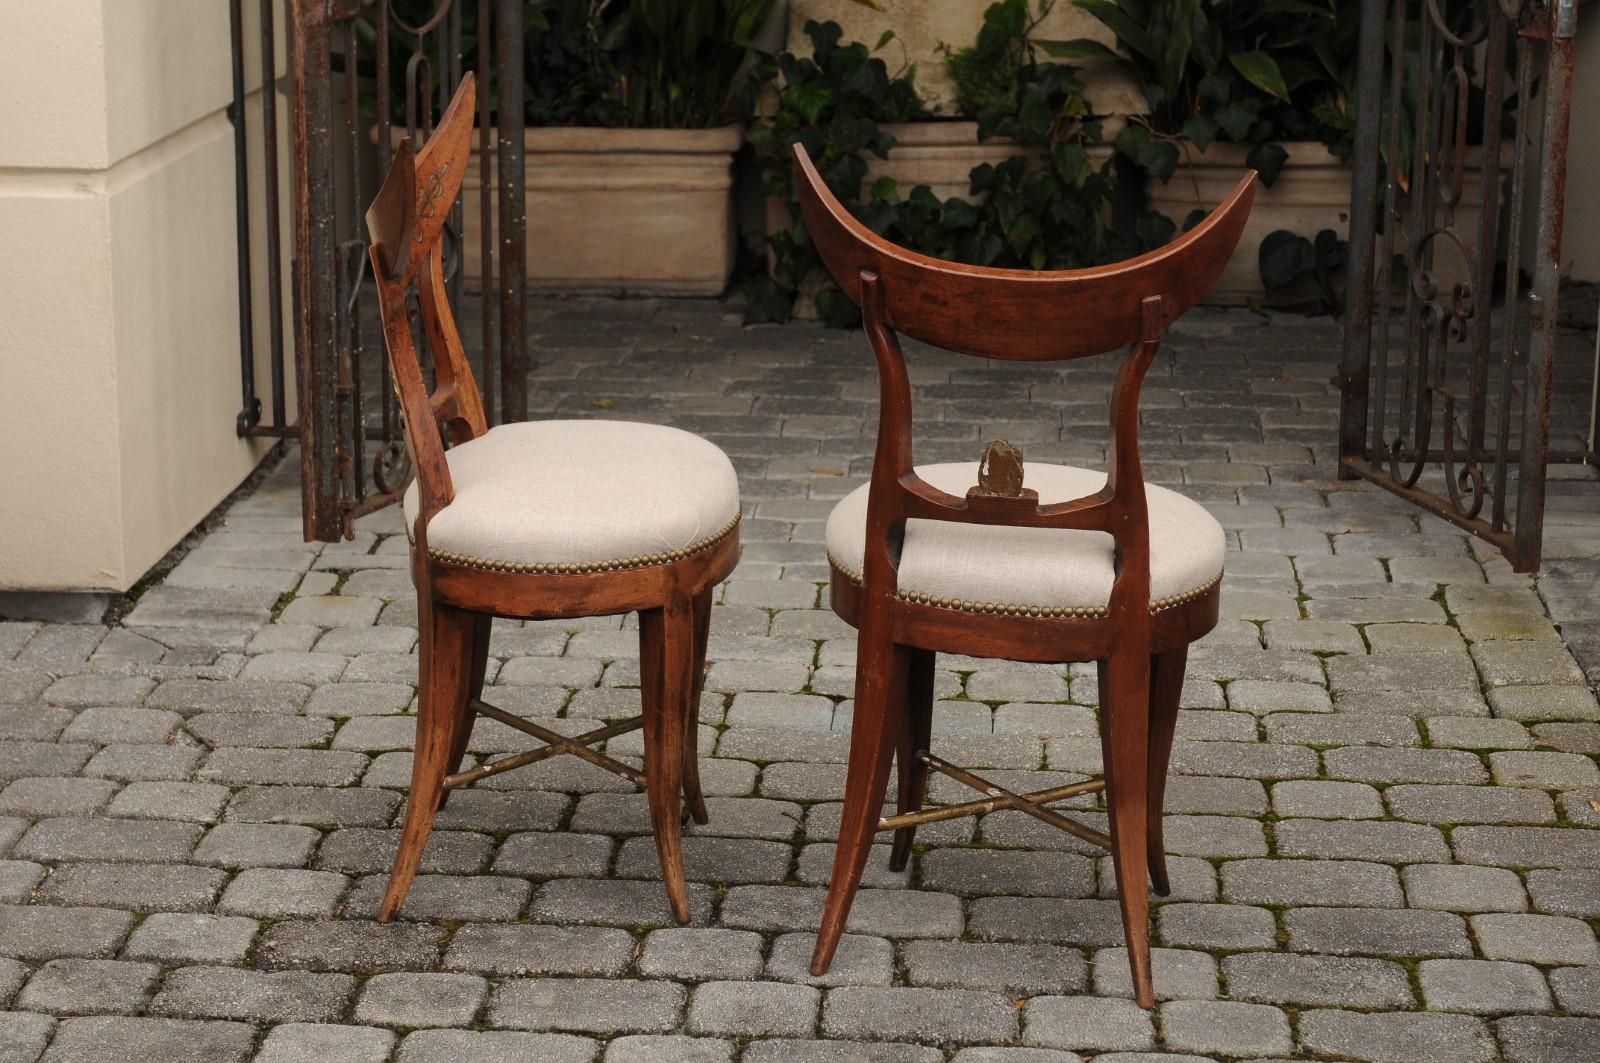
xmin=365 ymin=74 xmax=740 ymax=924
xmin=795 ymin=143 xmax=1256 ymax=1008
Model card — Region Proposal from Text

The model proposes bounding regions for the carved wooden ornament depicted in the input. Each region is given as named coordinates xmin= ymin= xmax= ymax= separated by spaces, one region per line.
xmin=974 ymin=439 xmax=1026 ymax=498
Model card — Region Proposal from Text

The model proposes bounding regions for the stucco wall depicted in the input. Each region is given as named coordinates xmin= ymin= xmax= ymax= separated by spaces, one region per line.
xmin=0 ymin=0 xmax=291 ymax=593
xmin=1566 ymin=8 xmax=1600 ymax=281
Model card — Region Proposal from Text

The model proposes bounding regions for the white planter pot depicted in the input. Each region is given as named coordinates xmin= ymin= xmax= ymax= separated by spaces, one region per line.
xmin=461 ymin=125 xmax=742 ymax=296
xmin=867 ymin=121 xmax=1033 ymax=200
xmin=1147 ymin=140 xmax=1504 ymax=304
xmin=1147 ymin=142 xmax=1351 ymax=304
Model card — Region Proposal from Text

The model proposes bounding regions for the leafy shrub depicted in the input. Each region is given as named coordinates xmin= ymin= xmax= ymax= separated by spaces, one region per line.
xmin=742 ymin=5 xmax=1151 ymax=326
xmin=740 ymin=20 xmax=928 ymax=326
xmin=1056 ymin=0 xmax=1359 ymax=185
xmin=368 ymin=0 xmax=774 ymax=130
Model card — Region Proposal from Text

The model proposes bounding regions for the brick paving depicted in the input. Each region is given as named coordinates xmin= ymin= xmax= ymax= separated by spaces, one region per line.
xmin=2 ymin=298 xmax=1599 ymax=1061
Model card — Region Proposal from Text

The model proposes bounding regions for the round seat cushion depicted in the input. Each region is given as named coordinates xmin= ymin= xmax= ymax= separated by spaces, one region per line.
xmin=825 ymin=462 xmax=1224 ymax=615
xmin=403 ymin=420 xmax=740 ymax=571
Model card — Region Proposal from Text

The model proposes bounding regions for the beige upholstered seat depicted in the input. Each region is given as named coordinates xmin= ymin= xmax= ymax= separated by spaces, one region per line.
xmin=403 ymin=420 xmax=740 ymax=571
xmin=826 ymin=462 xmax=1224 ymax=616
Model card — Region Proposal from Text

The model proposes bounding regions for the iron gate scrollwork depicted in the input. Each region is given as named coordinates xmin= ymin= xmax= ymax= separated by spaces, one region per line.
xmin=231 ymin=0 xmax=527 ymax=542
xmin=1339 ymin=0 xmax=1592 ymax=572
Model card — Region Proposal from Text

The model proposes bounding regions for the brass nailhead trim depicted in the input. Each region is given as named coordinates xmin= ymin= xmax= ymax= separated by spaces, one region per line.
xmin=424 ymin=514 xmax=740 ymax=574
xmin=828 ymin=554 xmax=1221 ymax=619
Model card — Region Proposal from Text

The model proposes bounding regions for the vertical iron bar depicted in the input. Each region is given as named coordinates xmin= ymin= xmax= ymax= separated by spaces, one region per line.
xmin=1371 ymin=0 xmax=1409 ymax=462
xmin=1589 ymin=328 xmax=1600 ymax=462
xmin=1396 ymin=4 xmax=1439 ymax=470
xmin=1466 ymin=15 xmax=1506 ymax=465
xmin=1494 ymin=31 xmax=1537 ymax=531
xmin=260 ymin=0 xmax=287 ymax=430
xmin=1338 ymin=0 xmax=1389 ymax=473
xmin=289 ymin=0 xmax=343 ymax=541
xmin=1513 ymin=0 xmax=1577 ymax=571
xmin=497 ymin=0 xmax=526 ymax=422
xmin=478 ymin=0 xmax=497 ymax=424
xmin=447 ymin=2 xmax=466 ymax=310
xmin=230 ymin=0 xmax=261 ymax=436
xmin=376 ymin=2 xmax=398 ymax=456
xmin=344 ymin=18 xmax=366 ymax=504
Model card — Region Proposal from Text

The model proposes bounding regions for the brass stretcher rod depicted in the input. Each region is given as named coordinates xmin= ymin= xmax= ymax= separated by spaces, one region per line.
xmin=442 ymin=700 xmax=646 ymax=789
xmin=877 ymin=751 xmax=1112 ymax=850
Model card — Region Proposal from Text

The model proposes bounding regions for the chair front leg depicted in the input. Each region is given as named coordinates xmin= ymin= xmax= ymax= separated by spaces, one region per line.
xmin=1146 ymin=645 xmax=1186 ymax=896
xmin=437 ymin=611 xmax=492 ymax=810
xmin=1098 ymin=643 xmax=1154 ymax=1008
xmin=379 ymin=598 xmax=476 ymax=922
xmin=682 ymin=586 xmax=713 ymax=826
xmin=639 ymin=599 xmax=694 ymax=924
xmin=811 ymin=614 xmax=908 ymax=975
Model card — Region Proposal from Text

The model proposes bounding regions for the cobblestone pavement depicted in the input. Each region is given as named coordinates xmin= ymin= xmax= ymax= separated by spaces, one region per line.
xmin=3 ymin=298 xmax=1600 ymax=1062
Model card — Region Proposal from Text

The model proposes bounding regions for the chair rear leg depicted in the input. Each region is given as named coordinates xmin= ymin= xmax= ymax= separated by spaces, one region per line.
xmin=889 ymin=648 xmax=935 ymax=872
xmin=640 ymin=600 xmax=693 ymax=923
xmin=1146 ymin=646 xmax=1186 ymax=896
xmin=811 ymin=626 xmax=907 ymax=975
xmin=437 ymin=612 xmax=492 ymax=809
xmin=1098 ymin=646 xmax=1155 ymax=1008
xmin=682 ymin=587 xmax=713 ymax=826
xmin=379 ymin=600 xmax=475 ymax=922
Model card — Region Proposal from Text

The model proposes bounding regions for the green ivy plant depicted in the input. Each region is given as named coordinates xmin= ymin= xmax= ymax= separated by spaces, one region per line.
xmin=739 ymin=19 xmax=928 ymax=327
xmin=1259 ymin=228 xmax=1347 ymax=309
xmin=934 ymin=0 xmax=1132 ymax=270
xmin=1051 ymin=0 xmax=1357 ymax=187
xmin=744 ymin=5 xmax=1154 ymax=326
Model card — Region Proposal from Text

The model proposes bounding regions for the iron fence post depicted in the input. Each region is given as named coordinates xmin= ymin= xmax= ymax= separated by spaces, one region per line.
xmin=1513 ymin=0 xmax=1577 ymax=571
xmin=230 ymin=0 xmax=261 ymax=436
xmin=289 ymin=0 xmax=345 ymax=541
xmin=1337 ymin=0 xmax=1389 ymax=477
xmin=496 ymin=0 xmax=527 ymax=423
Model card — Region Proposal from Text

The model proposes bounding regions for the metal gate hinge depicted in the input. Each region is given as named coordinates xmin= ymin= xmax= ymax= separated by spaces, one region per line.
xmin=1556 ymin=0 xmax=1577 ymax=39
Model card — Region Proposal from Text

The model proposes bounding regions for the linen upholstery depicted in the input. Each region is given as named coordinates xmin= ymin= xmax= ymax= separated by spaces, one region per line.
xmin=403 ymin=420 xmax=740 ymax=569
xmin=825 ymin=462 xmax=1224 ymax=614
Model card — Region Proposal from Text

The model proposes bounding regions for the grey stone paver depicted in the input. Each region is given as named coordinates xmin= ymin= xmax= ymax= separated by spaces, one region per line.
xmin=254 ymin=1023 xmax=396 ymax=1063
xmin=0 ymin=299 xmax=1597 ymax=1059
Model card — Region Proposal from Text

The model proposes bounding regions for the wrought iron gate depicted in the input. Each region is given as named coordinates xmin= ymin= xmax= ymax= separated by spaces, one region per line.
xmin=1339 ymin=0 xmax=1594 ymax=572
xmin=230 ymin=0 xmax=528 ymax=541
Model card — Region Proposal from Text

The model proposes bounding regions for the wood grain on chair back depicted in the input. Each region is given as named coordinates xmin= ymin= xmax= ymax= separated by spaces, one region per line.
xmin=366 ymin=73 xmax=486 ymax=530
xmin=792 ymin=143 xmax=1256 ymax=362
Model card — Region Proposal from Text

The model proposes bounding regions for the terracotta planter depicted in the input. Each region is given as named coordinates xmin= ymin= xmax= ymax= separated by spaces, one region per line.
xmin=1147 ymin=141 xmax=1505 ymax=304
xmin=461 ymin=125 xmax=741 ymax=295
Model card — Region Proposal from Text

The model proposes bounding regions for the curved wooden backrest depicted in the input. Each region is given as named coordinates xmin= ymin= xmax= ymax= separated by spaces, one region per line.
xmin=367 ymin=72 xmax=476 ymax=288
xmin=365 ymin=73 xmax=486 ymax=530
xmin=793 ymin=143 xmax=1257 ymax=360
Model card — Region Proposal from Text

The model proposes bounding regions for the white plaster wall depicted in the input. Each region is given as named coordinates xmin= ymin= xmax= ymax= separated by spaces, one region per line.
xmin=0 ymin=0 xmax=289 ymax=592
xmin=1564 ymin=7 xmax=1600 ymax=281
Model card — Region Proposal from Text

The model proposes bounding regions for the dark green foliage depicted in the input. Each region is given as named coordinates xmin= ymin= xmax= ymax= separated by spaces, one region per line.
xmin=740 ymin=19 xmax=928 ymax=326
xmin=1055 ymin=0 xmax=1359 ymax=185
xmin=1259 ymin=227 xmax=1348 ymax=308
xmin=366 ymin=0 xmax=774 ymax=129
xmin=523 ymin=0 xmax=627 ymax=128
xmin=743 ymin=5 xmax=1150 ymax=327
xmin=944 ymin=0 xmax=1035 ymax=126
xmin=613 ymin=0 xmax=777 ymax=128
